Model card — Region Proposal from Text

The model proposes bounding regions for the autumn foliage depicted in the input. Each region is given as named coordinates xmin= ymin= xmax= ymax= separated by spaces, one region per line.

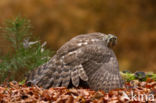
xmin=0 ymin=78 xmax=156 ymax=103
xmin=0 ymin=0 xmax=156 ymax=72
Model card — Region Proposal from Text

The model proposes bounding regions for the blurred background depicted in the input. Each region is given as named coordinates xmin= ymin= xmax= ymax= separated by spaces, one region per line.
xmin=0 ymin=0 xmax=156 ymax=72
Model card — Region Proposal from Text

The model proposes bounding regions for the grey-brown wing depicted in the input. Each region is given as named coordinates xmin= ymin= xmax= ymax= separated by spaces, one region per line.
xmin=56 ymin=34 xmax=87 ymax=57
xmin=58 ymin=44 xmax=112 ymax=88
xmin=80 ymin=45 xmax=124 ymax=92
xmin=42 ymin=44 xmax=111 ymax=88
xmin=56 ymin=33 xmax=105 ymax=57
xmin=26 ymin=47 xmax=89 ymax=88
xmin=87 ymin=55 xmax=124 ymax=92
xmin=27 ymin=44 xmax=124 ymax=91
xmin=26 ymin=55 xmax=61 ymax=88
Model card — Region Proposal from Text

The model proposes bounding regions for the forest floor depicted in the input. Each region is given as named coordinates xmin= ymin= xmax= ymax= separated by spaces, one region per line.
xmin=0 ymin=77 xmax=156 ymax=103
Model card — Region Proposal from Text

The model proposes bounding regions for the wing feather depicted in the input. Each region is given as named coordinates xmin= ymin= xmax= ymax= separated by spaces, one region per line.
xmin=78 ymin=65 xmax=88 ymax=81
xmin=71 ymin=67 xmax=79 ymax=87
xmin=61 ymin=65 xmax=71 ymax=87
xmin=79 ymin=44 xmax=124 ymax=92
xmin=26 ymin=35 xmax=124 ymax=92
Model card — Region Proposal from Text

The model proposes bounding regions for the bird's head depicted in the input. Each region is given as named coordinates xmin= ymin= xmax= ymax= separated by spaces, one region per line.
xmin=105 ymin=34 xmax=117 ymax=47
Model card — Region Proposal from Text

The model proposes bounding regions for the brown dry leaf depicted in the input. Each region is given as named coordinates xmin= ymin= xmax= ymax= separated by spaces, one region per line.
xmin=0 ymin=80 xmax=156 ymax=103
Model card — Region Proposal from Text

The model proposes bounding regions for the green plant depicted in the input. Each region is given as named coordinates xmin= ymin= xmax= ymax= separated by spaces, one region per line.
xmin=120 ymin=72 xmax=136 ymax=82
xmin=0 ymin=17 xmax=52 ymax=83
xmin=146 ymin=72 xmax=156 ymax=81
xmin=121 ymin=71 xmax=156 ymax=82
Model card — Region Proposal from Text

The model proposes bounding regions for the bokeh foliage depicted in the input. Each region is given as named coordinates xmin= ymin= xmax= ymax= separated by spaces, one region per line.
xmin=0 ymin=0 xmax=156 ymax=72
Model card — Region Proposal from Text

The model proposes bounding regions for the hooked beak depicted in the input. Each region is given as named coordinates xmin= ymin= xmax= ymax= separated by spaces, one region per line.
xmin=107 ymin=38 xmax=117 ymax=47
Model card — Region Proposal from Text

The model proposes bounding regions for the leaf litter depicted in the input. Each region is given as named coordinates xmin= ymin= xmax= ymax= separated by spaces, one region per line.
xmin=0 ymin=78 xmax=155 ymax=103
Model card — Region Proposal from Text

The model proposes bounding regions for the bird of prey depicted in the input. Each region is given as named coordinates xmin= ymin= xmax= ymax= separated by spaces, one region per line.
xmin=26 ymin=32 xmax=124 ymax=92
